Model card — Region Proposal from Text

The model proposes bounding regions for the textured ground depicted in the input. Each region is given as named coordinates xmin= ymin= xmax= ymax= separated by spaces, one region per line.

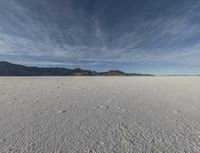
xmin=0 ymin=77 xmax=200 ymax=153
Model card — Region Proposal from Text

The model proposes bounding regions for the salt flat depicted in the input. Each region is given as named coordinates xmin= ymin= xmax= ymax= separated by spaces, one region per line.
xmin=0 ymin=77 xmax=200 ymax=153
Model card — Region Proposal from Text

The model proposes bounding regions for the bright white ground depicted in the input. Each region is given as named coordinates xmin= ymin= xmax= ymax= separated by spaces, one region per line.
xmin=0 ymin=77 xmax=200 ymax=153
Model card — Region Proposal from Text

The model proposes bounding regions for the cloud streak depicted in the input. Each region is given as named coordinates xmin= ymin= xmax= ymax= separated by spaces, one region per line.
xmin=0 ymin=0 xmax=200 ymax=73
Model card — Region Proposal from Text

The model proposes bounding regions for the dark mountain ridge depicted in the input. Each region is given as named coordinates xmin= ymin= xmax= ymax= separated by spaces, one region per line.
xmin=0 ymin=61 xmax=154 ymax=76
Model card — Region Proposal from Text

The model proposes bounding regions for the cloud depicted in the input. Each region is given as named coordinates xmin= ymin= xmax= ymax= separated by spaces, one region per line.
xmin=0 ymin=0 xmax=200 ymax=73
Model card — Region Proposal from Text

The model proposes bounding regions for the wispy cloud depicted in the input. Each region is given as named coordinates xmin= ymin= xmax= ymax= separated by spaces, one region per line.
xmin=0 ymin=0 xmax=200 ymax=73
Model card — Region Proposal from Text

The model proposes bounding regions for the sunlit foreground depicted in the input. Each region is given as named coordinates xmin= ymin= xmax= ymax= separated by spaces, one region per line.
xmin=0 ymin=77 xmax=200 ymax=152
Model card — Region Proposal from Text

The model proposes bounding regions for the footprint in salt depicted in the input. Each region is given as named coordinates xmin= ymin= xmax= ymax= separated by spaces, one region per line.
xmin=107 ymin=99 xmax=115 ymax=103
xmin=106 ymin=105 xmax=109 ymax=109
xmin=100 ymin=105 xmax=105 ymax=109
xmin=173 ymin=110 xmax=181 ymax=114
xmin=57 ymin=110 xmax=66 ymax=114
xmin=116 ymin=105 xmax=127 ymax=112
xmin=30 ymin=100 xmax=40 ymax=108
xmin=94 ymin=105 xmax=109 ymax=110
xmin=56 ymin=83 xmax=65 ymax=89
xmin=34 ymin=100 xmax=40 ymax=104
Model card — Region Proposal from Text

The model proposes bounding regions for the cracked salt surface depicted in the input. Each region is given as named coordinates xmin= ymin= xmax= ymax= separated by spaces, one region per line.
xmin=0 ymin=77 xmax=200 ymax=152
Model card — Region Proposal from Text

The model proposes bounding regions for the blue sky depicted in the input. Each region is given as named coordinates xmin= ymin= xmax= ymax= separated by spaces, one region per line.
xmin=0 ymin=0 xmax=200 ymax=74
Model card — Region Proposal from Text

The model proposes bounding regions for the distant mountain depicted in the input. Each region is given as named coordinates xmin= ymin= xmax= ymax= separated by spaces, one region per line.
xmin=98 ymin=70 xmax=152 ymax=76
xmin=99 ymin=70 xmax=128 ymax=76
xmin=0 ymin=61 xmax=154 ymax=76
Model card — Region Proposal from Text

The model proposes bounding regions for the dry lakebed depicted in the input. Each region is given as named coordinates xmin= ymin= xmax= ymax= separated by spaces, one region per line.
xmin=0 ymin=77 xmax=200 ymax=153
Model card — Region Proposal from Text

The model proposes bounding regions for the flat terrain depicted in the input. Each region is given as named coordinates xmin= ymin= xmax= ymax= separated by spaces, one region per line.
xmin=0 ymin=77 xmax=200 ymax=153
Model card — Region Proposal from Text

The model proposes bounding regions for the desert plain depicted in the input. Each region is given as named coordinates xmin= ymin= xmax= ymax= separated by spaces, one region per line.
xmin=0 ymin=77 xmax=200 ymax=153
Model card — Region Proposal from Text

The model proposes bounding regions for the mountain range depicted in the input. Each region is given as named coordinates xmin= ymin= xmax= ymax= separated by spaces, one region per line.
xmin=0 ymin=61 xmax=154 ymax=76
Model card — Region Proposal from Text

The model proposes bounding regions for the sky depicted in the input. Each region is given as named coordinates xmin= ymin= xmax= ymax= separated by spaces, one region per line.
xmin=0 ymin=0 xmax=200 ymax=74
